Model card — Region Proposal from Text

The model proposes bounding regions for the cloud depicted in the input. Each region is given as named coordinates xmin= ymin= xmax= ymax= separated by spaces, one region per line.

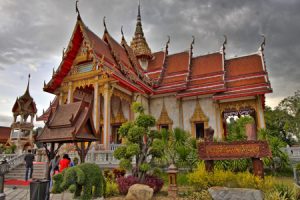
xmin=0 ymin=0 xmax=299 ymax=117
xmin=0 ymin=114 xmax=12 ymax=127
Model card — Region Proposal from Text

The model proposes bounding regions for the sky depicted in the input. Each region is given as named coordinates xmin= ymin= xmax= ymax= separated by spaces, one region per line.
xmin=0 ymin=0 xmax=299 ymax=127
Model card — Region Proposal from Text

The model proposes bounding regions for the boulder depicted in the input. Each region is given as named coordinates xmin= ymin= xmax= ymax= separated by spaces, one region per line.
xmin=125 ymin=184 xmax=154 ymax=200
xmin=208 ymin=187 xmax=264 ymax=200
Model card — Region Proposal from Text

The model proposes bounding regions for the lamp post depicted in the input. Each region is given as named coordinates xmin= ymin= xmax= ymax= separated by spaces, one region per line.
xmin=0 ymin=158 xmax=9 ymax=200
xmin=167 ymin=164 xmax=178 ymax=198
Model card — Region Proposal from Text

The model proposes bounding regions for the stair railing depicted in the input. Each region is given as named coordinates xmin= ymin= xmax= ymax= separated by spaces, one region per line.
xmin=6 ymin=154 xmax=25 ymax=171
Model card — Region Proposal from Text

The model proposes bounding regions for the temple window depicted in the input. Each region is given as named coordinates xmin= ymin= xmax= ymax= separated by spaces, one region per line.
xmin=190 ymin=100 xmax=209 ymax=139
xmin=160 ymin=124 xmax=169 ymax=131
xmin=111 ymin=125 xmax=122 ymax=144
xmin=156 ymin=101 xmax=173 ymax=131
xmin=195 ymin=122 xmax=205 ymax=139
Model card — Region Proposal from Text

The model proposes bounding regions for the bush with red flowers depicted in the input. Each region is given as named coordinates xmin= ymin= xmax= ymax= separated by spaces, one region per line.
xmin=116 ymin=175 xmax=164 ymax=195
xmin=143 ymin=175 xmax=164 ymax=193
xmin=116 ymin=176 xmax=139 ymax=195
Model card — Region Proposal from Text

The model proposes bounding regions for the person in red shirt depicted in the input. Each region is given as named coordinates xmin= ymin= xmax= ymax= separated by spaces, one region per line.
xmin=59 ymin=154 xmax=70 ymax=172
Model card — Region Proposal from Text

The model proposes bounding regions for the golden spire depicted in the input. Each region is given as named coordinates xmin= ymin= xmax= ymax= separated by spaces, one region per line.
xmin=130 ymin=1 xmax=152 ymax=59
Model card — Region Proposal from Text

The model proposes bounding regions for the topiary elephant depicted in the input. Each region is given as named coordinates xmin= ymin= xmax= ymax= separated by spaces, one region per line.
xmin=53 ymin=163 xmax=106 ymax=200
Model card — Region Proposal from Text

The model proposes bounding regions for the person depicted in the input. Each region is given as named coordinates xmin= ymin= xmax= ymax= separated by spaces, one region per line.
xmin=24 ymin=149 xmax=35 ymax=181
xmin=49 ymin=155 xmax=60 ymax=176
xmin=59 ymin=154 xmax=70 ymax=172
xmin=49 ymin=155 xmax=60 ymax=190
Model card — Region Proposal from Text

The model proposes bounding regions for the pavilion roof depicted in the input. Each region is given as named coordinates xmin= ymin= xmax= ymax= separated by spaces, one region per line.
xmin=36 ymin=101 xmax=98 ymax=143
xmin=0 ymin=126 xmax=11 ymax=144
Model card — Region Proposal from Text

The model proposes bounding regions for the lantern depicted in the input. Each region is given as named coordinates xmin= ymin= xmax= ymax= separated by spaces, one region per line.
xmin=167 ymin=164 xmax=178 ymax=198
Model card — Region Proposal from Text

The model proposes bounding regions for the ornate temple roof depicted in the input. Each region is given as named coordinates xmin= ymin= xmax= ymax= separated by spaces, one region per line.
xmin=12 ymin=75 xmax=37 ymax=115
xmin=130 ymin=3 xmax=152 ymax=59
xmin=36 ymin=100 xmax=98 ymax=143
xmin=42 ymin=4 xmax=272 ymax=102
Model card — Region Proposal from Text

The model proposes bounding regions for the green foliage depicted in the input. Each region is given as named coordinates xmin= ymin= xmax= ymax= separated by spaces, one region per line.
xmin=113 ymin=102 xmax=164 ymax=181
xmin=258 ymin=128 xmax=289 ymax=173
xmin=68 ymin=184 xmax=76 ymax=193
xmin=215 ymin=159 xmax=251 ymax=172
xmin=226 ymin=116 xmax=254 ymax=142
xmin=54 ymin=163 xmax=106 ymax=200
xmin=186 ymin=190 xmax=213 ymax=200
xmin=159 ymin=127 xmax=199 ymax=171
xmin=106 ymin=181 xmax=119 ymax=197
xmin=187 ymin=162 xmax=276 ymax=192
xmin=52 ymin=173 xmax=64 ymax=193
xmin=273 ymin=184 xmax=295 ymax=200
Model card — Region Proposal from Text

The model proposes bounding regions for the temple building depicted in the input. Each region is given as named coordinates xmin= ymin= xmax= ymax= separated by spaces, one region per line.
xmin=38 ymin=4 xmax=272 ymax=150
xmin=8 ymin=75 xmax=37 ymax=152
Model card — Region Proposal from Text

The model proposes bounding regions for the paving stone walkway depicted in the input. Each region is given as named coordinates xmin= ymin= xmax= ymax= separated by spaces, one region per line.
xmin=4 ymin=187 xmax=74 ymax=200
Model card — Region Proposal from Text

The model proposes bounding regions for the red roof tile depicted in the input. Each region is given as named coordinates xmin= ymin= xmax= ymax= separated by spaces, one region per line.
xmin=191 ymin=53 xmax=223 ymax=77
xmin=147 ymin=51 xmax=165 ymax=72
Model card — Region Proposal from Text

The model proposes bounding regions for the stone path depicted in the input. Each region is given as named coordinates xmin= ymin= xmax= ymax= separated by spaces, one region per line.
xmin=4 ymin=187 xmax=74 ymax=200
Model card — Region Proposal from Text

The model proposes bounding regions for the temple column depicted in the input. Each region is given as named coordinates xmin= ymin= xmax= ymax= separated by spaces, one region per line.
xmin=93 ymin=80 xmax=100 ymax=134
xmin=103 ymin=83 xmax=112 ymax=150
xmin=178 ymin=98 xmax=184 ymax=129
xmin=59 ymin=91 xmax=63 ymax=105
xmin=256 ymin=96 xmax=265 ymax=129
xmin=67 ymin=82 xmax=73 ymax=104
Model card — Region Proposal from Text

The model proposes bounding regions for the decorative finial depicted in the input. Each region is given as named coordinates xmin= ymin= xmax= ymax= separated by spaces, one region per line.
xmin=62 ymin=48 xmax=65 ymax=59
xmin=121 ymin=26 xmax=124 ymax=38
xmin=25 ymin=74 xmax=31 ymax=94
xmin=191 ymin=36 xmax=195 ymax=50
xmin=138 ymin=0 xmax=141 ymax=20
xmin=52 ymin=68 xmax=55 ymax=76
xmin=220 ymin=35 xmax=227 ymax=53
xmin=75 ymin=0 xmax=81 ymax=19
xmin=44 ymin=80 xmax=46 ymax=87
xmin=165 ymin=35 xmax=170 ymax=54
xmin=259 ymin=34 xmax=266 ymax=51
xmin=103 ymin=16 xmax=107 ymax=33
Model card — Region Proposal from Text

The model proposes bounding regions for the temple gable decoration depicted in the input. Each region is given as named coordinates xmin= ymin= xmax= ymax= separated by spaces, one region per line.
xmin=156 ymin=100 xmax=173 ymax=130
xmin=190 ymin=100 xmax=209 ymax=139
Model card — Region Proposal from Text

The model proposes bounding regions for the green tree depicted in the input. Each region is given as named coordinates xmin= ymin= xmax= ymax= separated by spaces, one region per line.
xmin=277 ymin=90 xmax=300 ymax=141
xmin=160 ymin=127 xmax=198 ymax=171
xmin=226 ymin=116 xmax=254 ymax=142
xmin=113 ymin=102 xmax=164 ymax=181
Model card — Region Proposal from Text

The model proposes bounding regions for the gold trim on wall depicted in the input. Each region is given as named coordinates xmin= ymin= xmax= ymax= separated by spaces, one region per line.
xmin=156 ymin=100 xmax=173 ymax=130
xmin=190 ymin=100 xmax=209 ymax=138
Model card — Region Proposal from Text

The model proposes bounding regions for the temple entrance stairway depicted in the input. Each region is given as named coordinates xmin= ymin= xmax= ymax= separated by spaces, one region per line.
xmin=5 ymin=162 xmax=47 ymax=180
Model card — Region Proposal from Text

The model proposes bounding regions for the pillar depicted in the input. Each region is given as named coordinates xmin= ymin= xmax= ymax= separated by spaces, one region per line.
xmin=59 ymin=91 xmax=63 ymax=105
xmin=67 ymin=82 xmax=73 ymax=104
xmin=178 ymin=98 xmax=184 ymax=129
xmin=256 ymin=96 xmax=265 ymax=129
xmin=103 ymin=83 xmax=112 ymax=150
xmin=93 ymin=80 xmax=100 ymax=133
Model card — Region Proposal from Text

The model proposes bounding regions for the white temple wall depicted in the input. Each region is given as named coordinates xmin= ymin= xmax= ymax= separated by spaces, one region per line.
xmin=149 ymin=95 xmax=180 ymax=129
xmin=182 ymin=97 xmax=217 ymax=135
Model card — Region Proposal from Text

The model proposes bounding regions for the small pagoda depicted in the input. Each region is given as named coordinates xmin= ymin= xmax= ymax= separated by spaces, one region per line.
xmin=9 ymin=75 xmax=37 ymax=153
xmin=36 ymin=98 xmax=98 ymax=163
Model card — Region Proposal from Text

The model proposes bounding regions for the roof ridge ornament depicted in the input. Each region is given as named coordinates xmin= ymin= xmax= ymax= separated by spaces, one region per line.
xmin=121 ymin=26 xmax=125 ymax=41
xmin=259 ymin=34 xmax=266 ymax=51
xmin=75 ymin=0 xmax=81 ymax=20
xmin=220 ymin=35 xmax=227 ymax=53
xmin=103 ymin=16 xmax=108 ymax=33
xmin=165 ymin=35 xmax=170 ymax=54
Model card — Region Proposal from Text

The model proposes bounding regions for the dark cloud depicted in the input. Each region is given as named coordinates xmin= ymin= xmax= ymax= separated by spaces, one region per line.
xmin=0 ymin=0 xmax=299 ymax=112
xmin=0 ymin=114 xmax=12 ymax=127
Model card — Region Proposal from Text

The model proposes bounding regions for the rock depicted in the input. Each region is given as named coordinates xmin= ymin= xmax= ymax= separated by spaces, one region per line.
xmin=208 ymin=187 xmax=264 ymax=200
xmin=125 ymin=184 xmax=154 ymax=200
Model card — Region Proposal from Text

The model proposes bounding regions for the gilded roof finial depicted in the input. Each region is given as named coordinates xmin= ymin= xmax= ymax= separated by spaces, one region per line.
xmin=130 ymin=1 xmax=152 ymax=59
xmin=75 ymin=0 xmax=81 ymax=20
xmin=25 ymin=74 xmax=30 ymax=95
xmin=259 ymin=34 xmax=266 ymax=51
xmin=103 ymin=16 xmax=107 ymax=33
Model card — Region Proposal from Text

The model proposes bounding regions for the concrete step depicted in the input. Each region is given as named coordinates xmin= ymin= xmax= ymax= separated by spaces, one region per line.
xmin=6 ymin=163 xmax=47 ymax=180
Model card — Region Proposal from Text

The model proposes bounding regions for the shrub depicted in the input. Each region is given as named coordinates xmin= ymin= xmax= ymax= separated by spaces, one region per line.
xmin=104 ymin=169 xmax=114 ymax=182
xmin=106 ymin=181 xmax=119 ymax=197
xmin=68 ymin=184 xmax=76 ymax=193
xmin=117 ymin=176 xmax=139 ymax=195
xmin=188 ymin=162 xmax=276 ymax=192
xmin=273 ymin=184 xmax=295 ymax=200
xmin=113 ymin=168 xmax=126 ymax=178
xmin=185 ymin=190 xmax=213 ymax=200
xmin=116 ymin=175 xmax=164 ymax=195
xmin=143 ymin=175 xmax=164 ymax=193
xmin=52 ymin=173 xmax=64 ymax=193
